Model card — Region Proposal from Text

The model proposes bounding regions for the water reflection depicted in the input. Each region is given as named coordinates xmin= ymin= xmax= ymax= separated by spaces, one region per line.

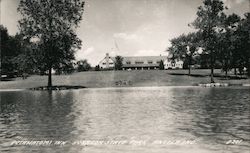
xmin=0 ymin=91 xmax=77 ymax=152
xmin=0 ymin=87 xmax=249 ymax=153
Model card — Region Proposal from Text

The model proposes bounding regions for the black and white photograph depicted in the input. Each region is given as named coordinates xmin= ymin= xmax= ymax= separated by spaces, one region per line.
xmin=0 ymin=0 xmax=250 ymax=152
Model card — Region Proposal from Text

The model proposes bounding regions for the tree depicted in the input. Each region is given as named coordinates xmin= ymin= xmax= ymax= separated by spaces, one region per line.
xmin=13 ymin=41 xmax=37 ymax=75
xmin=54 ymin=61 xmax=75 ymax=74
xmin=191 ymin=0 xmax=226 ymax=82
xmin=18 ymin=0 xmax=85 ymax=87
xmin=1 ymin=25 xmax=25 ymax=76
xmin=76 ymin=59 xmax=91 ymax=72
xmin=235 ymin=13 xmax=250 ymax=76
xmin=115 ymin=56 xmax=123 ymax=70
xmin=169 ymin=32 xmax=202 ymax=75
xmin=159 ymin=60 xmax=164 ymax=70
xmin=217 ymin=13 xmax=241 ymax=77
xmin=1 ymin=25 xmax=13 ymax=75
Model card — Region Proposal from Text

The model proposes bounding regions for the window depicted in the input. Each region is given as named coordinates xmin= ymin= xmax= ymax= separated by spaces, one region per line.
xmin=156 ymin=61 xmax=161 ymax=64
xmin=102 ymin=63 xmax=106 ymax=65
xmin=126 ymin=61 xmax=131 ymax=64
xmin=109 ymin=63 xmax=113 ymax=65
xmin=148 ymin=61 xmax=153 ymax=64
xmin=135 ymin=61 xmax=144 ymax=64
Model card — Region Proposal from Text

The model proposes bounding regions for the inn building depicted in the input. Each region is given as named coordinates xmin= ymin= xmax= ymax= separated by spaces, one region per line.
xmin=99 ymin=53 xmax=183 ymax=70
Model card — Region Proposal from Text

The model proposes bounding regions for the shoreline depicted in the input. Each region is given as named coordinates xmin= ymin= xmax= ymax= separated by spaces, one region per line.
xmin=0 ymin=84 xmax=250 ymax=92
xmin=0 ymin=70 xmax=249 ymax=90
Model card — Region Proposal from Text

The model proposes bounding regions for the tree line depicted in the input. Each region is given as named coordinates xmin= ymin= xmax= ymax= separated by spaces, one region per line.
xmin=0 ymin=0 xmax=87 ymax=88
xmin=168 ymin=0 xmax=250 ymax=82
xmin=1 ymin=24 xmax=94 ymax=75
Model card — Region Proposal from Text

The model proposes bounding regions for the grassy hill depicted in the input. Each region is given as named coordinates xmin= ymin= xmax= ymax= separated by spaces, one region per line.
xmin=0 ymin=69 xmax=249 ymax=89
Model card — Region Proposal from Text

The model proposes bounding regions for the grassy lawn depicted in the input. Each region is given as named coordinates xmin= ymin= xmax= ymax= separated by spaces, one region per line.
xmin=0 ymin=69 xmax=249 ymax=89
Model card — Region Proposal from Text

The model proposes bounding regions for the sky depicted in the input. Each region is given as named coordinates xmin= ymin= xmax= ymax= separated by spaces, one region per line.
xmin=1 ymin=0 xmax=249 ymax=66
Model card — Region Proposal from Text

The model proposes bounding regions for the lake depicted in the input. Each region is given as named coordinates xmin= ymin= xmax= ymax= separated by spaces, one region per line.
xmin=0 ymin=86 xmax=249 ymax=153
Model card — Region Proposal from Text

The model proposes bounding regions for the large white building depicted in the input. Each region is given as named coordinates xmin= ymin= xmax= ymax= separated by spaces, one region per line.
xmin=164 ymin=58 xmax=184 ymax=69
xmin=99 ymin=53 xmax=183 ymax=70
xmin=99 ymin=53 xmax=116 ymax=69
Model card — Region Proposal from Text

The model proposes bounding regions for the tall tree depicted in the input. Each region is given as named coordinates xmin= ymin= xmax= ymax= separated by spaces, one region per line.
xmin=217 ymin=13 xmax=241 ymax=77
xmin=1 ymin=25 xmax=11 ymax=75
xmin=1 ymin=25 xmax=23 ymax=75
xmin=169 ymin=32 xmax=202 ymax=75
xmin=235 ymin=13 xmax=250 ymax=76
xmin=18 ymin=0 xmax=85 ymax=87
xmin=191 ymin=0 xmax=226 ymax=82
xmin=115 ymin=56 xmax=123 ymax=70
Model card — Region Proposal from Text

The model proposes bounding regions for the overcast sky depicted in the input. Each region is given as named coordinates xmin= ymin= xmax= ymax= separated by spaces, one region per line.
xmin=1 ymin=0 xmax=249 ymax=65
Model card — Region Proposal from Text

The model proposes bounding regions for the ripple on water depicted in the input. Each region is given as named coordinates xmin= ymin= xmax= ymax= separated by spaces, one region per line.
xmin=0 ymin=87 xmax=249 ymax=153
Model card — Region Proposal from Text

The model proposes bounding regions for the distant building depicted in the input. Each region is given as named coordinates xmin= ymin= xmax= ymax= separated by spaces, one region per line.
xmin=98 ymin=53 xmax=183 ymax=70
xmin=99 ymin=53 xmax=116 ymax=69
xmin=122 ymin=56 xmax=168 ymax=70
xmin=164 ymin=58 xmax=184 ymax=69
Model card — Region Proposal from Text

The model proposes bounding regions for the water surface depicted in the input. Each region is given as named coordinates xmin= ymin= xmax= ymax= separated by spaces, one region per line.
xmin=0 ymin=87 xmax=249 ymax=153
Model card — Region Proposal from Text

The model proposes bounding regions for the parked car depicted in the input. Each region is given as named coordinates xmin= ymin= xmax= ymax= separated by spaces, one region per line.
xmin=1 ymin=71 xmax=18 ymax=81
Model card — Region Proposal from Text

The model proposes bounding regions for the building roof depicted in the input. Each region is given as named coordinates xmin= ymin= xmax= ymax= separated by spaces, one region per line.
xmin=122 ymin=56 xmax=168 ymax=62
xmin=123 ymin=64 xmax=160 ymax=68
xmin=110 ymin=57 xmax=116 ymax=61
